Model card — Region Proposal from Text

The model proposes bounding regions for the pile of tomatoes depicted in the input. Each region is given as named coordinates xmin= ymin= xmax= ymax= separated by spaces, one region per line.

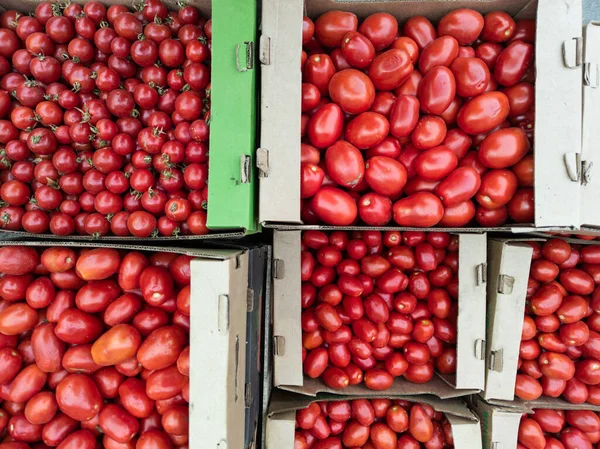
xmin=0 ymin=245 xmax=191 ymax=449
xmin=300 ymin=9 xmax=535 ymax=228
xmin=515 ymin=239 xmax=600 ymax=404
xmin=519 ymin=409 xmax=600 ymax=449
xmin=301 ymin=230 xmax=459 ymax=390
xmin=294 ymin=398 xmax=455 ymax=449
xmin=0 ymin=0 xmax=212 ymax=237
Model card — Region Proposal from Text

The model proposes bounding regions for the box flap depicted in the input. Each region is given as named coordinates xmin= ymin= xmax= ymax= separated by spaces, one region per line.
xmin=279 ymin=376 xmax=478 ymax=400
xmin=534 ymin=0 xmax=583 ymax=227
xmin=273 ymin=231 xmax=303 ymax=386
xmin=258 ymin=0 xmax=303 ymax=224
xmin=483 ymin=240 xmax=533 ymax=401
xmin=470 ymin=396 xmax=522 ymax=449
xmin=455 ymin=234 xmax=487 ymax=390
xmin=580 ymin=22 xmax=600 ymax=228
xmin=208 ymin=0 xmax=258 ymax=232
xmin=190 ymin=253 xmax=249 ymax=449
xmin=268 ymin=389 xmax=477 ymax=421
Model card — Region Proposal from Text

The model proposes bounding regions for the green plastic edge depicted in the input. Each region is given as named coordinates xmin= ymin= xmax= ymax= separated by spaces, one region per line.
xmin=207 ymin=0 xmax=258 ymax=233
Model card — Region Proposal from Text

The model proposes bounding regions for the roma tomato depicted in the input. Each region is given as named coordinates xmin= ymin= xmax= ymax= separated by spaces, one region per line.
xmin=91 ymin=324 xmax=142 ymax=366
xmin=311 ymin=187 xmax=357 ymax=226
xmin=457 ymin=91 xmax=510 ymax=135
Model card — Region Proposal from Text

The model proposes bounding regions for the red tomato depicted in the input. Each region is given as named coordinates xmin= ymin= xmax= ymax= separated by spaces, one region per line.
xmin=91 ymin=324 xmax=142 ymax=366
xmin=437 ymin=9 xmax=484 ymax=45
xmin=494 ymin=40 xmax=534 ymax=87
xmin=418 ymin=66 xmax=456 ymax=115
xmin=457 ymin=91 xmax=510 ymax=135
xmin=315 ymin=11 xmax=358 ymax=47
xmin=368 ymin=49 xmax=414 ymax=91
xmin=418 ymin=36 xmax=459 ymax=73
xmin=325 ymin=141 xmax=365 ymax=188
xmin=55 ymin=374 xmax=103 ymax=421
xmin=329 ymin=69 xmax=375 ymax=115
xmin=75 ymin=248 xmax=120 ymax=280
xmin=393 ymin=193 xmax=444 ymax=227
xmin=345 ymin=112 xmax=389 ymax=149
xmin=450 ymin=57 xmax=490 ymax=97
xmin=308 ymin=103 xmax=344 ymax=149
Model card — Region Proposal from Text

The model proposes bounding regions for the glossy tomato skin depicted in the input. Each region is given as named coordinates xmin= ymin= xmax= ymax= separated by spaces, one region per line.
xmin=450 ymin=57 xmax=490 ymax=97
xmin=55 ymin=374 xmax=103 ymax=421
xmin=308 ymin=104 xmax=343 ymax=149
xmin=418 ymin=36 xmax=459 ymax=73
xmin=346 ymin=112 xmax=389 ymax=149
xmin=315 ymin=11 xmax=358 ymax=47
xmin=311 ymin=187 xmax=357 ymax=226
xmin=91 ymin=324 xmax=142 ymax=366
xmin=457 ymin=91 xmax=510 ymax=135
xmin=329 ymin=69 xmax=375 ymax=115
xmin=418 ymin=66 xmax=456 ymax=115
xmin=495 ymin=40 xmax=534 ymax=87
xmin=437 ymin=9 xmax=484 ymax=45
xmin=393 ymin=193 xmax=444 ymax=227
xmin=369 ymin=49 xmax=414 ymax=91
xmin=478 ymin=127 xmax=530 ymax=169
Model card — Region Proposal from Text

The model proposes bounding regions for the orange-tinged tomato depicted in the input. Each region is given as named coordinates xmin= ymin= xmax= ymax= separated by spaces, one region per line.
xmin=0 ymin=302 xmax=37 ymax=335
xmin=75 ymin=248 xmax=120 ymax=280
xmin=91 ymin=324 xmax=142 ymax=366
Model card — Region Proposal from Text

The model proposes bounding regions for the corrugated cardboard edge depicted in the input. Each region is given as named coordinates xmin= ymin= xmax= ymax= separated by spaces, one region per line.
xmin=266 ymin=390 xmax=481 ymax=449
xmin=260 ymin=0 xmax=586 ymax=230
xmin=0 ymin=240 xmax=243 ymax=260
xmin=191 ymin=252 xmax=249 ymax=449
xmin=280 ymin=375 xmax=478 ymax=399
xmin=272 ymin=230 xmax=485 ymax=395
xmin=482 ymin=240 xmax=534 ymax=401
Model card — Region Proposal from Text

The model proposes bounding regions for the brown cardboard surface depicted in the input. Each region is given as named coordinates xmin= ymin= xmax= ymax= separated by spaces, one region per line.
xmin=260 ymin=0 xmax=587 ymax=230
xmin=272 ymin=230 xmax=487 ymax=396
xmin=268 ymin=388 xmax=477 ymax=420
xmin=489 ymin=396 xmax=600 ymax=412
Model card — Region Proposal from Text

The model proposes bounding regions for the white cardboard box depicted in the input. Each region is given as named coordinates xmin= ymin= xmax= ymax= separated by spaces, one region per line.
xmin=1 ymin=241 xmax=265 ymax=449
xmin=266 ymin=390 xmax=482 ymax=449
xmin=258 ymin=0 xmax=600 ymax=233
xmin=484 ymin=236 xmax=600 ymax=401
xmin=271 ymin=230 xmax=487 ymax=396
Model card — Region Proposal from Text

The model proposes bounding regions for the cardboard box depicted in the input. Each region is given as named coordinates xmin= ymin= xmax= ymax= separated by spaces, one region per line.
xmin=258 ymin=0 xmax=600 ymax=233
xmin=483 ymin=236 xmax=600 ymax=401
xmin=470 ymin=395 xmax=600 ymax=449
xmin=1 ymin=240 xmax=268 ymax=449
xmin=0 ymin=0 xmax=258 ymax=239
xmin=266 ymin=389 xmax=482 ymax=449
xmin=271 ymin=230 xmax=487 ymax=397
